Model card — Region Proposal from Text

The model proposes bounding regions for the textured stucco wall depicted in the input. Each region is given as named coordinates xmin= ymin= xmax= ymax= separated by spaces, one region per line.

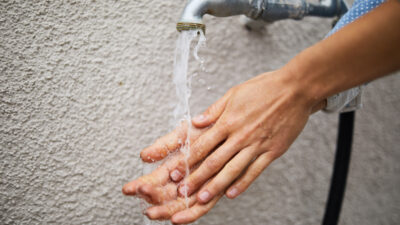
xmin=1 ymin=1 xmax=399 ymax=224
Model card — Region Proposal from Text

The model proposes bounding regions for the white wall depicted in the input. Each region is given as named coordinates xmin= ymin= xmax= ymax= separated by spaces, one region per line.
xmin=1 ymin=1 xmax=399 ymax=224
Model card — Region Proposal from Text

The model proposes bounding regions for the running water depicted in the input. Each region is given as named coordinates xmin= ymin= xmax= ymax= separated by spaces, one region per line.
xmin=173 ymin=29 xmax=206 ymax=207
xmin=141 ymin=30 xmax=206 ymax=225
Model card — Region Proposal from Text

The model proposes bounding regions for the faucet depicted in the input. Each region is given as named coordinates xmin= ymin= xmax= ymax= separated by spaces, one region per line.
xmin=177 ymin=0 xmax=348 ymax=33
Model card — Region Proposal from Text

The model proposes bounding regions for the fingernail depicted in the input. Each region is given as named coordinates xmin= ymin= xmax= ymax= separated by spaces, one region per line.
xmin=199 ymin=191 xmax=211 ymax=202
xmin=193 ymin=114 xmax=206 ymax=122
xmin=170 ymin=169 xmax=183 ymax=181
xmin=227 ymin=187 xmax=239 ymax=198
xmin=179 ymin=185 xmax=188 ymax=196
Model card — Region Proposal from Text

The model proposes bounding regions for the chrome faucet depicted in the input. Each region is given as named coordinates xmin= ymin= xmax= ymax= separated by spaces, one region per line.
xmin=177 ymin=0 xmax=348 ymax=33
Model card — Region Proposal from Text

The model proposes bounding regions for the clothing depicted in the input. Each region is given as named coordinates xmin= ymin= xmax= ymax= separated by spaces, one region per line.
xmin=324 ymin=0 xmax=385 ymax=112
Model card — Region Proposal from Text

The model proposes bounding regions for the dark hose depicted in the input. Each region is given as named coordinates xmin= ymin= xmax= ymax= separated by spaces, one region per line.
xmin=322 ymin=111 xmax=355 ymax=225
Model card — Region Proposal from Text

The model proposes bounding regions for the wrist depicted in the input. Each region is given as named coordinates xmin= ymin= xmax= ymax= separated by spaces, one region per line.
xmin=279 ymin=54 xmax=327 ymax=113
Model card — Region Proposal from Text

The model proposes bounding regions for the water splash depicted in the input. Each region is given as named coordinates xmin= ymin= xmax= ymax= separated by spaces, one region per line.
xmin=173 ymin=29 xmax=206 ymax=207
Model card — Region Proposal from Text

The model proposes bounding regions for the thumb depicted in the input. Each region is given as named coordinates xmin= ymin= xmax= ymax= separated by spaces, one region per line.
xmin=192 ymin=90 xmax=231 ymax=128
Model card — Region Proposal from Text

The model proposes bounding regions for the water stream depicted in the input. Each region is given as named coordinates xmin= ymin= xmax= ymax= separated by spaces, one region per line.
xmin=173 ymin=29 xmax=206 ymax=207
xmin=142 ymin=29 xmax=206 ymax=225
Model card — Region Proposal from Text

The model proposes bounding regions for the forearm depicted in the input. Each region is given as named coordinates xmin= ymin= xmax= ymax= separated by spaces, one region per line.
xmin=286 ymin=0 xmax=400 ymax=108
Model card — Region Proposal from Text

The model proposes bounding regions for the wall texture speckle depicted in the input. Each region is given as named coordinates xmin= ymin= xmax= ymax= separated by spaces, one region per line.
xmin=1 ymin=1 xmax=399 ymax=224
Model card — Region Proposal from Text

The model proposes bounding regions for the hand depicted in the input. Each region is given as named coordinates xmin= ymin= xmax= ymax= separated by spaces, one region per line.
xmin=148 ymin=69 xmax=325 ymax=205
xmin=123 ymin=123 xmax=225 ymax=224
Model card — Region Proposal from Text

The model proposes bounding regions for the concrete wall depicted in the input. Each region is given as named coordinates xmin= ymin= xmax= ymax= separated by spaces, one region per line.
xmin=1 ymin=1 xmax=399 ymax=224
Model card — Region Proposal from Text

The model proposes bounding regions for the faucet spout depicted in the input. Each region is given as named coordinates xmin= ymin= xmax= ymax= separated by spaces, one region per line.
xmin=177 ymin=0 xmax=263 ymax=33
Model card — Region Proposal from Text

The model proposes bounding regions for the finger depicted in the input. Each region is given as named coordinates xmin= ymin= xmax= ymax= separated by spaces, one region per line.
xmin=141 ymin=122 xmax=188 ymax=162
xmin=196 ymin=146 xmax=257 ymax=203
xmin=145 ymin=195 xmax=197 ymax=221
xmin=225 ymin=152 xmax=275 ymax=199
xmin=171 ymin=192 xmax=224 ymax=224
xmin=137 ymin=183 xmax=177 ymax=205
xmin=122 ymin=179 xmax=142 ymax=196
xmin=122 ymin=164 xmax=170 ymax=196
xmin=170 ymin=124 xmax=228 ymax=182
xmin=177 ymin=137 xmax=243 ymax=196
xmin=192 ymin=90 xmax=231 ymax=128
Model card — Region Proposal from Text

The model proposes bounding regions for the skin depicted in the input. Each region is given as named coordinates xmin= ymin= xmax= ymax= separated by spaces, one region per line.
xmin=124 ymin=0 xmax=400 ymax=224
xmin=123 ymin=123 xmax=224 ymax=223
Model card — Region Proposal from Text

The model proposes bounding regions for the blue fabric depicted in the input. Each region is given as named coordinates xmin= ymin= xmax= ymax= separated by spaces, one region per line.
xmin=327 ymin=0 xmax=386 ymax=37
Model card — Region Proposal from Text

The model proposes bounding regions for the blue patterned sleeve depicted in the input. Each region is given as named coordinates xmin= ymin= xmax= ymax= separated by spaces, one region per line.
xmin=323 ymin=0 xmax=385 ymax=112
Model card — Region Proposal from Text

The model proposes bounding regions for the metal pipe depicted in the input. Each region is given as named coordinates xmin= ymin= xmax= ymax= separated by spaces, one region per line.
xmin=308 ymin=0 xmax=348 ymax=17
xmin=177 ymin=0 xmax=347 ymax=33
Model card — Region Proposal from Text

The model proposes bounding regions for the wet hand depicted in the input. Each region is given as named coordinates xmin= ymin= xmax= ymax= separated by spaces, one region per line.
xmin=162 ymin=70 xmax=324 ymax=204
xmin=123 ymin=123 xmax=225 ymax=224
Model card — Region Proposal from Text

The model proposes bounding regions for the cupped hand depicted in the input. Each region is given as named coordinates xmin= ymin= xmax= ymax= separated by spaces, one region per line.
xmin=123 ymin=123 xmax=225 ymax=224
xmin=157 ymin=69 xmax=325 ymax=204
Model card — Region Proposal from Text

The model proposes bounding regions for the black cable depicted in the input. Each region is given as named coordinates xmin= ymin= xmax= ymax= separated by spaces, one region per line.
xmin=322 ymin=111 xmax=355 ymax=225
